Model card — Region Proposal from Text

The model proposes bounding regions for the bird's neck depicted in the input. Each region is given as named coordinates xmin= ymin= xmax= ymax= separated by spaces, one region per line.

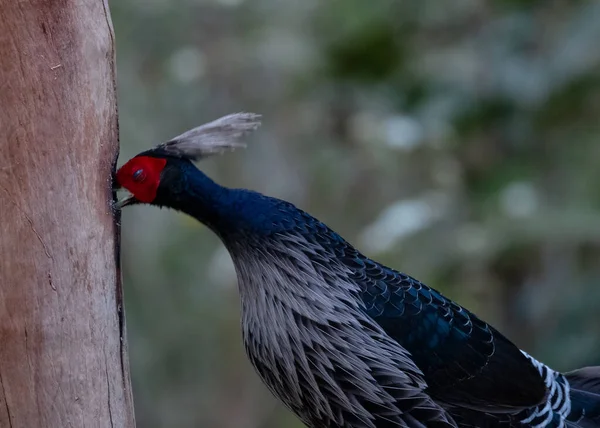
xmin=171 ymin=166 xmax=297 ymax=238
xmin=169 ymin=168 xmax=232 ymax=230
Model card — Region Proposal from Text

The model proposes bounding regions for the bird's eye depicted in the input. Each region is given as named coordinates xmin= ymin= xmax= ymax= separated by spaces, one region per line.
xmin=132 ymin=169 xmax=146 ymax=182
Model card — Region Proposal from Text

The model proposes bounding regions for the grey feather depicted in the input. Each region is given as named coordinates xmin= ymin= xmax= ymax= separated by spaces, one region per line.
xmin=156 ymin=112 xmax=261 ymax=160
xmin=225 ymin=232 xmax=457 ymax=428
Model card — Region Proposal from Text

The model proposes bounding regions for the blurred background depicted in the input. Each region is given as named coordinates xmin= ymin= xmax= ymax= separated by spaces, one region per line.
xmin=111 ymin=1 xmax=600 ymax=426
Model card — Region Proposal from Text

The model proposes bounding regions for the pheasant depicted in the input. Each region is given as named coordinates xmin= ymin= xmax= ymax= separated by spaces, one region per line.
xmin=116 ymin=113 xmax=600 ymax=427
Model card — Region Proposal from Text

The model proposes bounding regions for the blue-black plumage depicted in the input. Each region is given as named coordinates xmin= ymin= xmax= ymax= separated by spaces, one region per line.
xmin=116 ymin=113 xmax=600 ymax=428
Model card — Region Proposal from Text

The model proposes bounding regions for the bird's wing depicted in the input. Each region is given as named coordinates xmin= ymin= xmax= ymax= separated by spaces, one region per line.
xmin=340 ymin=253 xmax=547 ymax=414
xmin=275 ymin=207 xmax=546 ymax=416
xmin=255 ymin=229 xmax=459 ymax=427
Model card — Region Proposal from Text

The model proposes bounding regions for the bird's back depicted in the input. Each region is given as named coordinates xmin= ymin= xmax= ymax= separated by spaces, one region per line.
xmin=225 ymin=198 xmax=546 ymax=412
xmin=213 ymin=193 xmax=599 ymax=427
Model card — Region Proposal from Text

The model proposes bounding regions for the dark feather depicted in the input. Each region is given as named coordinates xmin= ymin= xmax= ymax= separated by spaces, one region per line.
xmin=294 ymin=222 xmax=548 ymax=413
xmin=565 ymin=368 xmax=600 ymax=427
xmin=566 ymin=368 xmax=600 ymax=395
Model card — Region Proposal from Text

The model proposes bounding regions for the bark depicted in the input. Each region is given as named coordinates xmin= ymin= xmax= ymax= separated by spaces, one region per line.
xmin=0 ymin=1 xmax=135 ymax=427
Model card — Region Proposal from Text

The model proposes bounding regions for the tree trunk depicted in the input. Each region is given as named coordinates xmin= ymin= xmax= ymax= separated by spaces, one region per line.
xmin=0 ymin=1 xmax=135 ymax=427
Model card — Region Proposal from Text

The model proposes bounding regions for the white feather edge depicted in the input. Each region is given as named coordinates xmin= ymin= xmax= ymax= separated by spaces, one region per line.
xmin=156 ymin=112 xmax=262 ymax=159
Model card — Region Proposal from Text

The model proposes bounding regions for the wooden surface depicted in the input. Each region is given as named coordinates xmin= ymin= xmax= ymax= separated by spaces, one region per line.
xmin=0 ymin=1 xmax=135 ymax=427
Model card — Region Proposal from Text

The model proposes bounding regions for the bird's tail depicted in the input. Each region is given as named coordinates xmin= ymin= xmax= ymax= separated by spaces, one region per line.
xmin=520 ymin=352 xmax=600 ymax=427
xmin=563 ymin=366 xmax=600 ymax=427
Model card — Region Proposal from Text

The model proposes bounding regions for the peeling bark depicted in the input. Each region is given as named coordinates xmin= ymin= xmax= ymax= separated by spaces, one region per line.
xmin=0 ymin=1 xmax=135 ymax=427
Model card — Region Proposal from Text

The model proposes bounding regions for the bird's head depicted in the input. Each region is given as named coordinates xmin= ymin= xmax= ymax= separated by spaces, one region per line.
xmin=115 ymin=112 xmax=261 ymax=208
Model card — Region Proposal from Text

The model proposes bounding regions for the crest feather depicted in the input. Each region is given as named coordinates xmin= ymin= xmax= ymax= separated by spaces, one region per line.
xmin=155 ymin=112 xmax=261 ymax=160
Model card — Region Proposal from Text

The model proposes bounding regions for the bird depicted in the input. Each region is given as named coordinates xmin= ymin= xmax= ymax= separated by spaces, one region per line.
xmin=115 ymin=113 xmax=600 ymax=428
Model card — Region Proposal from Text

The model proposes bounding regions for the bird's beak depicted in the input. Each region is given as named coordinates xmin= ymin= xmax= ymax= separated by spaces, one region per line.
xmin=113 ymin=174 xmax=138 ymax=209
xmin=114 ymin=189 xmax=137 ymax=209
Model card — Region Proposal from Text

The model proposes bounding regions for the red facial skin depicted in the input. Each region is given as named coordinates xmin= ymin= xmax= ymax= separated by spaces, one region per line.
xmin=116 ymin=156 xmax=167 ymax=203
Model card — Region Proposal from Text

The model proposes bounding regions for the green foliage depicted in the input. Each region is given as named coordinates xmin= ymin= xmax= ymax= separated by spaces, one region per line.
xmin=325 ymin=23 xmax=405 ymax=83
